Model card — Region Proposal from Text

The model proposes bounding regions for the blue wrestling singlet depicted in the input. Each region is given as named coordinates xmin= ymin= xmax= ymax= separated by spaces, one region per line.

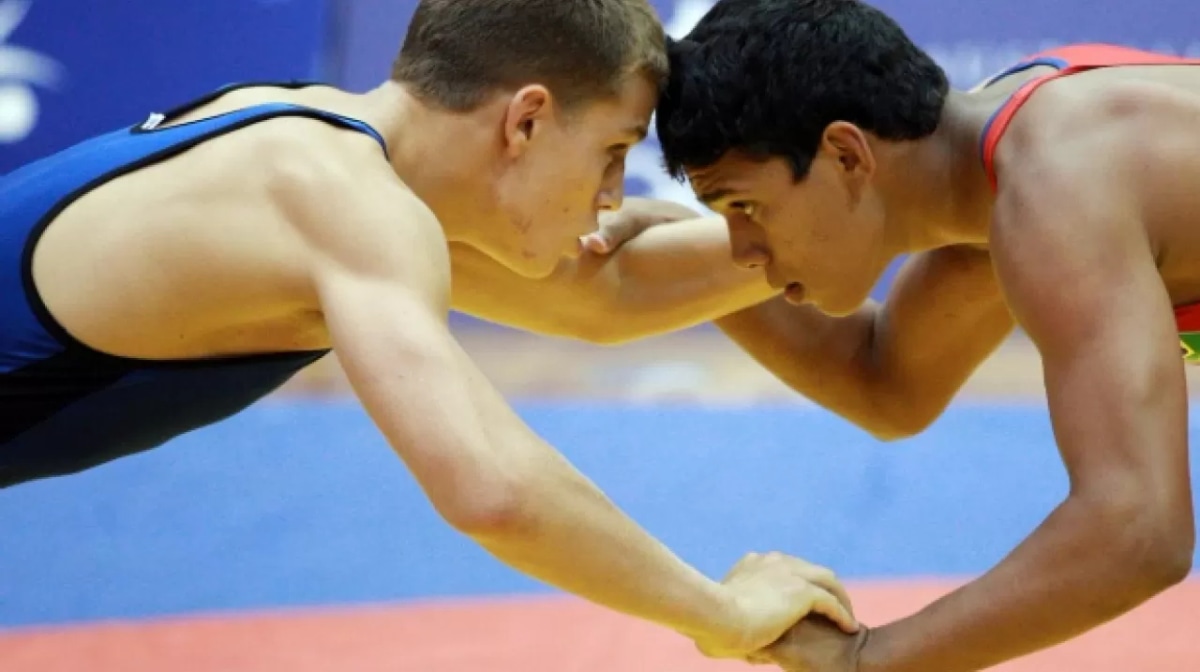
xmin=0 ymin=83 xmax=389 ymax=488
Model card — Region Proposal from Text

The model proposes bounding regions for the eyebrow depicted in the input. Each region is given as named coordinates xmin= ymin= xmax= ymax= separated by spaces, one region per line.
xmin=625 ymin=124 xmax=649 ymax=142
xmin=697 ymin=188 xmax=735 ymax=206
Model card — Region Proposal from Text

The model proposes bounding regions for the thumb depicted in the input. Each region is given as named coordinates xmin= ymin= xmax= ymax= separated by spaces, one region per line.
xmin=595 ymin=213 xmax=648 ymax=252
xmin=579 ymin=232 xmax=612 ymax=254
xmin=808 ymin=593 xmax=860 ymax=634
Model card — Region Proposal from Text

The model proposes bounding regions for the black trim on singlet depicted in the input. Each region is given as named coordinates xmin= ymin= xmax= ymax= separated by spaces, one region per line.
xmin=129 ymin=81 xmax=325 ymax=134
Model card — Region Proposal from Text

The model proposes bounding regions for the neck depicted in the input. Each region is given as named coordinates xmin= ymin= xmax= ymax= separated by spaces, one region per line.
xmin=873 ymin=90 xmax=999 ymax=254
xmin=355 ymin=82 xmax=504 ymax=246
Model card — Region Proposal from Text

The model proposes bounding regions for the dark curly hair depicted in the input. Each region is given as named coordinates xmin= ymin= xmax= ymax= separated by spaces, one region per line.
xmin=657 ymin=0 xmax=949 ymax=181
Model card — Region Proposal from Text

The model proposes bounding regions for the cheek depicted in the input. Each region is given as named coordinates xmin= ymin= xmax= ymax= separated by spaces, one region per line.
xmin=502 ymin=158 xmax=547 ymax=206
xmin=555 ymin=158 xmax=606 ymax=211
xmin=768 ymin=212 xmax=853 ymax=279
xmin=516 ymin=164 xmax=571 ymax=213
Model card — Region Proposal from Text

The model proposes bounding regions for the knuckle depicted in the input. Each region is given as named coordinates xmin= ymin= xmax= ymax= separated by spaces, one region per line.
xmin=797 ymin=583 xmax=820 ymax=598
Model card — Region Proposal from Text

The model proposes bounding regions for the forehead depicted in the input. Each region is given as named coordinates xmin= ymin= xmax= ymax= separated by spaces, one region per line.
xmin=686 ymin=152 xmax=793 ymax=203
xmin=576 ymin=75 xmax=657 ymax=135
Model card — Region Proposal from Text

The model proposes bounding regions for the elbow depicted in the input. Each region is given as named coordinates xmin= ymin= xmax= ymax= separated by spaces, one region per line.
xmin=561 ymin=311 xmax=670 ymax=346
xmin=864 ymin=413 xmax=937 ymax=442
xmin=1125 ymin=516 xmax=1194 ymax=593
xmin=822 ymin=370 xmax=950 ymax=442
xmin=860 ymin=395 xmax=947 ymax=442
xmin=1089 ymin=493 xmax=1194 ymax=598
xmin=435 ymin=468 xmax=538 ymax=538
xmin=568 ymin=323 xmax=642 ymax=347
xmin=556 ymin=295 xmax=651 ymax=346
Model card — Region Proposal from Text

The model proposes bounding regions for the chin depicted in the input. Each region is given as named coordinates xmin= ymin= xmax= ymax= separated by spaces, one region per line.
xmin=526 ymin=263 xmax=559 ymax=280
xmin=514 ymin=252 xmax=561 ymax=280
xmin=815 ymin=291 xmax=871 ymax=318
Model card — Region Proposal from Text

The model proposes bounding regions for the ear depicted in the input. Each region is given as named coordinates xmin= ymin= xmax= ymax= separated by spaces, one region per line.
xmin=502 ymin=85 xmax=554 ymax=158
xmin=821 ymin=121 xmax=876 ymax=190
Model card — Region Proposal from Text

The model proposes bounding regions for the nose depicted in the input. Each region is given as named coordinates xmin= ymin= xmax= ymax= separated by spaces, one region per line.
xmin=728 ymin=219 xmax=770 ymax=270
xmin=596 ymin=161 xmax=627 ymax=212
xmin=596 ymin=187 xmax=624 ymax=212
xmin=732 ymin=244 xmax=770 ymax=270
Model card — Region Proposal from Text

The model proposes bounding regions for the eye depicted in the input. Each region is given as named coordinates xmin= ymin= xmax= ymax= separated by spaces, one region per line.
xmin=730 ymin=201 xmax=759 ymax=218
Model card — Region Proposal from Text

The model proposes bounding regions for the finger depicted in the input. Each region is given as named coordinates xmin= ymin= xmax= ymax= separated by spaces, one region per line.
xmin=597 ymin=222 xmax=633 ymax=247
xmin=579 ymin=233 xmax=610 ymax=254
xmin=799 ymin=567 xmax=855 ymax=618
xmin=824 ymin=581 xmax=856 ymax=620
xmin=806 ymin=588 xmax=860 ymax=633
xmin=744 ymin=652 xmax=774 ymax=665
xmin=694 ymin=640 xmax=728 ymax=660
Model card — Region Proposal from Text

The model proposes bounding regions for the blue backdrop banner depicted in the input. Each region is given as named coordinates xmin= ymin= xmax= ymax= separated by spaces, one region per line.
xmin=0 ymin=0 xmax=328 ymax=175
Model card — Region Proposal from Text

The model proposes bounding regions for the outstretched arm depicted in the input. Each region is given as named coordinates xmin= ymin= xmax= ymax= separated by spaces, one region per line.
xmin=451 ymin=200 xmax=776 ymax=344
xmin=855 ymin=151 xmax=1193 ymax=672
xmin=290 ymin=168 xmax=855 ymax=659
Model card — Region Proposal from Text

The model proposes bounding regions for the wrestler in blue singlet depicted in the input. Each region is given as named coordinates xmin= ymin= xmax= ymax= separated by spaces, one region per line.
xmin=0 ymin=83 xmax=388 ymax=488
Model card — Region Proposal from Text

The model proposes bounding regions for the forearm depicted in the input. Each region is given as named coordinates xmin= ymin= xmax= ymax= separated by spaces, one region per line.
xmin=332 ymin=293 xmax=737 ymax=637
xmin=715 ymin=298 xmax=901 ymax=434
xmin=716 ymin=247 xmax=1014 ymax=439
xmin=468 ymin=445 xmax=735 ymax=638
xmin=421 ymin=346 xmax=738 ymax=639
xmin=861 ymin=495 xmax=1189 ymax=672
xmin=596 ymin=216 xmax=776 ymax=341
xmin=450 ymin=217 xmax=776 ymax=344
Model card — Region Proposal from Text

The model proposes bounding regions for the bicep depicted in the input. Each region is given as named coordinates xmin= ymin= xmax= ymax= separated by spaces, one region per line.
xmin=318 ymin=267 xmax=532 ymax=513
xmin=320 ymin=270 xmax=478 ymax=446
xmin=297 ymin=176 xmax=530 ymax=512
xmin=873 ymin=245 xmax=1015 ymax=397
xmin=992 ymin=183 xmax=1188 ymax=506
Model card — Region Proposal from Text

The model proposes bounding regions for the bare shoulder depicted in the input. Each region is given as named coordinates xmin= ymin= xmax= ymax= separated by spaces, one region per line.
xmin=994 ymin=76 xmax=1190 ymax=206
xmin=256 ymin=121 xmax=451 ymax=309
xmin=990 ymin=145 xmax=1144 ymax=285
xmin=989 ymin=78 xmax=1158 ymax=235
xmin=987 ymin=90 xmax=1162 ymax=343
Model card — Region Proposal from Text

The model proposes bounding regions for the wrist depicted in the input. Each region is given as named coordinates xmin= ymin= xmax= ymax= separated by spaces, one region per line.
xmin=856 ymin=624 xmax=894 ymax=672
xmin=675 ymin=579 xmax=743 ymax=644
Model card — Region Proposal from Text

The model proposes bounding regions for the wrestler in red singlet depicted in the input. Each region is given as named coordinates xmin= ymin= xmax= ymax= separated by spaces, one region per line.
xmin=658 ymin=7 xmax=1200 ymax=668
xmin=978 ymin=44 xmax=1200 ymax=360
